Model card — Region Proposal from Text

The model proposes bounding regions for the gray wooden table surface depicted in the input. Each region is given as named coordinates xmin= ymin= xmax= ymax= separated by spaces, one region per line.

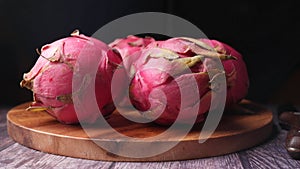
xmin=1 ymin=106 xmax=300 ymax=169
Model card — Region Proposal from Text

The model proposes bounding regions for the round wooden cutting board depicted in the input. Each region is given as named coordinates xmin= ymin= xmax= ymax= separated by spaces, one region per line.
xmin=7 ymin=100 xmax=273 ymax=162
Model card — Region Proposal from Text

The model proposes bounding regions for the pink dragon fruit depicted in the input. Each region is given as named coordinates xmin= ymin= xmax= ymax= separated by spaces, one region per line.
xmin=127 ymin=37 xmax=249 ymax=125
xmin=109 ymin=35 xmax=155 ymax=59
xmin=109 ymin=35 xmax=155 ymax=107
xmin=20 ymin=30 xmax=121 ymax=124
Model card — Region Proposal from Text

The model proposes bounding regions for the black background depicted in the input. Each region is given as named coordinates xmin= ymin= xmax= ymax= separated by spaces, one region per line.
xmin=1 ymin=0 xmax=299 ymax=106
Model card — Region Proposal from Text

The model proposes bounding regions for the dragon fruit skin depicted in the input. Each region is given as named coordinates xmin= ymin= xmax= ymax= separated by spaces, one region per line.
xmin=109 ymin=35 xmax=155 ymax=59
xmin=129 ymin=63 xmax=211 ymax=124
xmin=128 ymin=37 xmax=249 ymax=125
xmin=199 ymin=39 xmax=249 ymax=107
xmin=20 ymin=31 xmax=121 ymax=124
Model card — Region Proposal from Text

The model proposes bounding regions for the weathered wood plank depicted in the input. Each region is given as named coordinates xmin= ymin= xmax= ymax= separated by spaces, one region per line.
xmin=0 ymin=143 xmax=113 ymax=169
xmin=109 ymin=153 xmax=243 ymax=169
xmin=51 ymin=157 xmax=112 ymax=169
xmin=0 ymin=143 xmax=46 ymax=168
xmin=109 ymin=161 xmax=177 ymax=169
xmin=178 ymin=153 xmax=244 ymax=169
xmin=0 ymin=128 xmax=14 ymax=152
xmin=0 ymin=108 xmax=9 ymax=125
xmin=0 ymin=110 xmax=14 ymax=151
xmin=239 ymin=127 xmax=300 ymax=169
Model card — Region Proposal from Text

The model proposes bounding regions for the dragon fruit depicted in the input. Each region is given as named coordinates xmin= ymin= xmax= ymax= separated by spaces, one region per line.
xmin=200 ymin=39 xmax=249 ymax=106
xmin=20 ymin=30 xmax=121 ymax=124
xmin=127 ymin=37 xmax=249 ymax=125
xmin=109 ymin=35 xmax=155 ymax=108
